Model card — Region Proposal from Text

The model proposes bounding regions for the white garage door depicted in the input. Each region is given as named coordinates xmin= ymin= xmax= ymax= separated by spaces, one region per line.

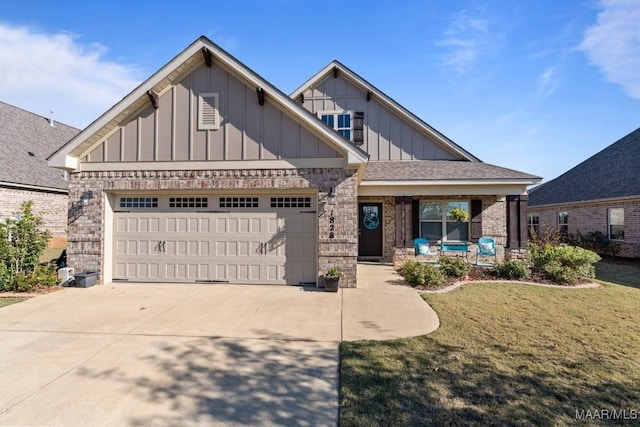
xmin=112 ymin=195 xmax=317 ymax=285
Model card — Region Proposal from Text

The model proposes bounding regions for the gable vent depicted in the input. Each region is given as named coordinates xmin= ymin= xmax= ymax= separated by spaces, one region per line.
xmin=198 ymin=92 xmax=220 ymax=130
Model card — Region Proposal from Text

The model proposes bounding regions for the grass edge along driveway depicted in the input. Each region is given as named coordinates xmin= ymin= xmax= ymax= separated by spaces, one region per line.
xmin=340 ymin=280 xmax=640 ymax=426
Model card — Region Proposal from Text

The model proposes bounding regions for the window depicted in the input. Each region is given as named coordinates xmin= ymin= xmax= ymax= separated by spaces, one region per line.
xmin=608 ymin=208 xmax=625 ymax=240
xmin=419 ymin=201 xmax=469 ymax=242
xmin=220 ymin=197 xmax=259 ymax=208
xmin=558 ymin=212 xmax=568 ymax=241
xmin=320 ymin=112 xmax=352 ymax=140
xmin=198 ymin=92 xmax=219 ymax=130
xmin=528 ymin=213 xmax=539 ymax=236
xmin=270 ymin=197 xmax=312 ymax=208
xmin=119 ymin=197 xmax=158 ymax=208
xmin=169 ymin=197 xmax=208 ymax=208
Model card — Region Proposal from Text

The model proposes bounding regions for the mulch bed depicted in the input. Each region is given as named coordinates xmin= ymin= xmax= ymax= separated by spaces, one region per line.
xmin=408 ymin=266 xmax=593 ymax=292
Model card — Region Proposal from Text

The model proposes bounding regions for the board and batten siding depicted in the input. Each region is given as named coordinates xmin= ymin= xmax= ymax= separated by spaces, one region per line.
xmin=85 ymin=63 xmax=340 ymax=163
xmin=301 ymin=75 xmax=458 ymax=162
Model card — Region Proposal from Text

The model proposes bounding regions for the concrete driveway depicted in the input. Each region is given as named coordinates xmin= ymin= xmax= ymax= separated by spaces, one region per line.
xmin=0 ymin=264 xmax=438 ymax=426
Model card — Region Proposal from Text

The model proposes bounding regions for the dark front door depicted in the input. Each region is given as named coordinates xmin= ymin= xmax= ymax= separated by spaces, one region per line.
xmin=358 ymin=203 xmax=383 ymax=257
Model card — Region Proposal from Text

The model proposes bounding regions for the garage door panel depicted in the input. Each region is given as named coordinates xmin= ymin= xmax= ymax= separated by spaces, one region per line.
xmin=113 ymin=195 xmax=316 ymax=285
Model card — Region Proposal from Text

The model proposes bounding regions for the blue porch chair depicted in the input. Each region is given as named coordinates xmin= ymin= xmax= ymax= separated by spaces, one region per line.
xmin=475 ymin=237 xmax=497 ymax=265
xmin=414 ymin=238 xmax=438 ymax=263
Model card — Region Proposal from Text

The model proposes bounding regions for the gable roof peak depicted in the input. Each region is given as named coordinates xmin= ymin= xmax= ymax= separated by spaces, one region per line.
xmin=291 ymin=60 xmax=480 ymax=162
xmin=48 ymin=36 xmax=368 ymax=170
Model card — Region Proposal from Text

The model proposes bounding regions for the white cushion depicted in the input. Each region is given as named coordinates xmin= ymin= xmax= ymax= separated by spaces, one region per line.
xmin=479 ymin=242 xmax=493 ymax=252
xmin=418 ymin=244 xmax=430 ymax=255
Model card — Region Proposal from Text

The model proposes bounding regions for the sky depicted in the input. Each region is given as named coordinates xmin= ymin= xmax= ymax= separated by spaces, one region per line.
xmin=1 ymin=0 xmax=639 ymax=183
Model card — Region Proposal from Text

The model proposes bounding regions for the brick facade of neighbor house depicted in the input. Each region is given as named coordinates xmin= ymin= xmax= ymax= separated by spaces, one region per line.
xmin=529 ymin=198 xmax=640 ymax=258
xmin=0 ymin=187 xmax=68 ymax=237
xmin=67 ymin=168 xmax=359 ymax=287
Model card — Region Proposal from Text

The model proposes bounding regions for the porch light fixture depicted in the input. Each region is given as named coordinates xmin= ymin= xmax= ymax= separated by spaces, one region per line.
xmin=328 ymin=187 xmax=337 ymax=206
xmin=81 ymin=190 xmax=94 ymax=206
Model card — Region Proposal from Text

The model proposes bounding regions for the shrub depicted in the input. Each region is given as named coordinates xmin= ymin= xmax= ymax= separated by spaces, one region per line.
xmin=528 ymin=243 xmax=600 ymax=284
xmin=495 ymin=260 xmax=531 ymax=280
xmin=0 ymin=202 xmax=53 ymax=292
xmin=438 ymin=256 xmax=470 ymax=278
xmin=570 ymin=230 xmax=621 ymax=256
xmin=401 ymin=261 xmax=445 ymax=288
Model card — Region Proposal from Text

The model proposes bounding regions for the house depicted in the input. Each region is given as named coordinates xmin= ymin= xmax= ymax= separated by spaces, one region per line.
xmin=48 ymin=36 xmax=540 ymax=287
xmin=0 ymin=101 xmax=79 ymax=237
xmin=528 ymin=127 xmax=640 ymax=258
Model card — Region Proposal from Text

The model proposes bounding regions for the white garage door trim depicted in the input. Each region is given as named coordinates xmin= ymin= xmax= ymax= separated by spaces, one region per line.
xmin=109 ymin=193 xmax=317 ymax=285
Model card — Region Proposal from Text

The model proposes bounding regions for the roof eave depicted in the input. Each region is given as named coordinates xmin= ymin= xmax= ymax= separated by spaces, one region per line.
xmin=360 ymin=179 xmax=541 ymax=186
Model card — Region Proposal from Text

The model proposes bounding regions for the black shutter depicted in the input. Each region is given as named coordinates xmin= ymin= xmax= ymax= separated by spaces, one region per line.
xmin=506 ymin=196 xmax=519 ymax=248
xmin=412 ymin=199 xmax=420 ymax=240
xmin=353 ymin=112 xmax=364 ymax=145
xmin=471 ymin=199 xmax=483 ymax=242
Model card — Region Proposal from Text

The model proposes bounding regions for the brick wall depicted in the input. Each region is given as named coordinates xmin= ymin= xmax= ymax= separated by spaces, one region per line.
xmin=67 ymin=168 xmax=359 ymax=287
xmin=529 ymin=198 xmax=640 ymax=258
xmin=391 ymin=196 xmax=509 ymax=268
xmin=0 ymin=187 xmax=68 ymax=237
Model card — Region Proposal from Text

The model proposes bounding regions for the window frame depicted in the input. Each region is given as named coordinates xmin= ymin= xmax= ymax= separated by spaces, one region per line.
xmin=319 ymin=111 xmax=353 ymax=141
xmin=558 ymin=211 xmax=569 ymax=241
xmin=418 ymin=200 xmax=470 ymax=242
xmin=608 ymin=208 xmax=625 ymax=240
xmin=528 ymin=213 xmax=540 ymax=235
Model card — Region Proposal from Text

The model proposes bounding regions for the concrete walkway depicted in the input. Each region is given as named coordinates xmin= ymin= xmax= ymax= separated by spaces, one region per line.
xmin=0 ymin=263 xmax=438 ymax=426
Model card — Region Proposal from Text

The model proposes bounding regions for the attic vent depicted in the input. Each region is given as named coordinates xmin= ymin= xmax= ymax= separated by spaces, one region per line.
xmin=198 ymin=92 xmax=220 ymax=130
xmin=28 ymin=151 xmax=35 ymax=157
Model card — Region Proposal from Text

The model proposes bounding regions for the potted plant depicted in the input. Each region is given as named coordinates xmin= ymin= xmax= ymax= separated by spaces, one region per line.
xmin=450 ymin=207 xmax=469 ymax=222
xmin=324 ymin=266 xmax=340 ymax=292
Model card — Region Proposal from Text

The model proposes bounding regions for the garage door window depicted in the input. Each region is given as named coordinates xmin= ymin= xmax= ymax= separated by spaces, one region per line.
xmin=169 ymin=197 xmax=208 ymax=208
xmin=270 ymin=197 xmax=312 ymax=208
xmin=119 ymin=197 xmax=158 ymax=208
xmin=220 ymin=197 xmax=259 ymax=208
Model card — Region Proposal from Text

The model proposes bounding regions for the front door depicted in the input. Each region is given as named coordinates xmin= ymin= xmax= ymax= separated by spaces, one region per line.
xmin=358 ymin=203 xmax=383 ymax=257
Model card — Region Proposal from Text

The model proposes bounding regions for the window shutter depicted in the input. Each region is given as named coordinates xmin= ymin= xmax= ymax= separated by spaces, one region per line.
xmin=198 ymin=92 xmax=219 ymax=130
xmin=412 ymin=199 xmax=420 ymax=240
xmin=353 ymin=111 xmax=364 ymax=145
xmin=470 ymin=199 xmax=483 ymax=242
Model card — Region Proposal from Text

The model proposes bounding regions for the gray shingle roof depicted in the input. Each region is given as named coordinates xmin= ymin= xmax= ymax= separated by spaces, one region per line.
xmin=528 ymin=127 xmax=640 ymax=206
xmin=0 ymin=102 xmax=79 ymax=191
xmin=363 ymin=160 xmax=541 ymax=181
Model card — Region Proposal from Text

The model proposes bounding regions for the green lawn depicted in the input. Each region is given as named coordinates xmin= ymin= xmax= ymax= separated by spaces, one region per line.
xmin=596 ymin=256 xmax=640 ymax=288
xmin=340 ymin=281 xmax=640 ymax=426
xmin=0 ymin=298 xmax=26 ymax=308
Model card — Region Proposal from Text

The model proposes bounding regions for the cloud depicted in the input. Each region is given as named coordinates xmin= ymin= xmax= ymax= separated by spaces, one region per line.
xmin=579 ymin=0 xmax=640 ymax=99
xmin=0 ymin=24 xmax=142 ymax=128
xmin=437 ymin=7 xmax=500 ymax=76
xmin=536 ymin=66 xmax=559 ymax=99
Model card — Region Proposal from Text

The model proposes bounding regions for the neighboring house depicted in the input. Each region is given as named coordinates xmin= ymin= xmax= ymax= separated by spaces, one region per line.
xmin=528 ymin=127 xmax=640 ymax=258
xmin=0 ymin=101 xmax=79 ymax=237
xmin=48 ymin=37 xmax=540 ymax=287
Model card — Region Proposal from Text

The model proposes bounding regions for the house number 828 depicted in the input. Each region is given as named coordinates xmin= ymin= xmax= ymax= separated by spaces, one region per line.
xmin=329 ymin=211 xmax=335 ymax=239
